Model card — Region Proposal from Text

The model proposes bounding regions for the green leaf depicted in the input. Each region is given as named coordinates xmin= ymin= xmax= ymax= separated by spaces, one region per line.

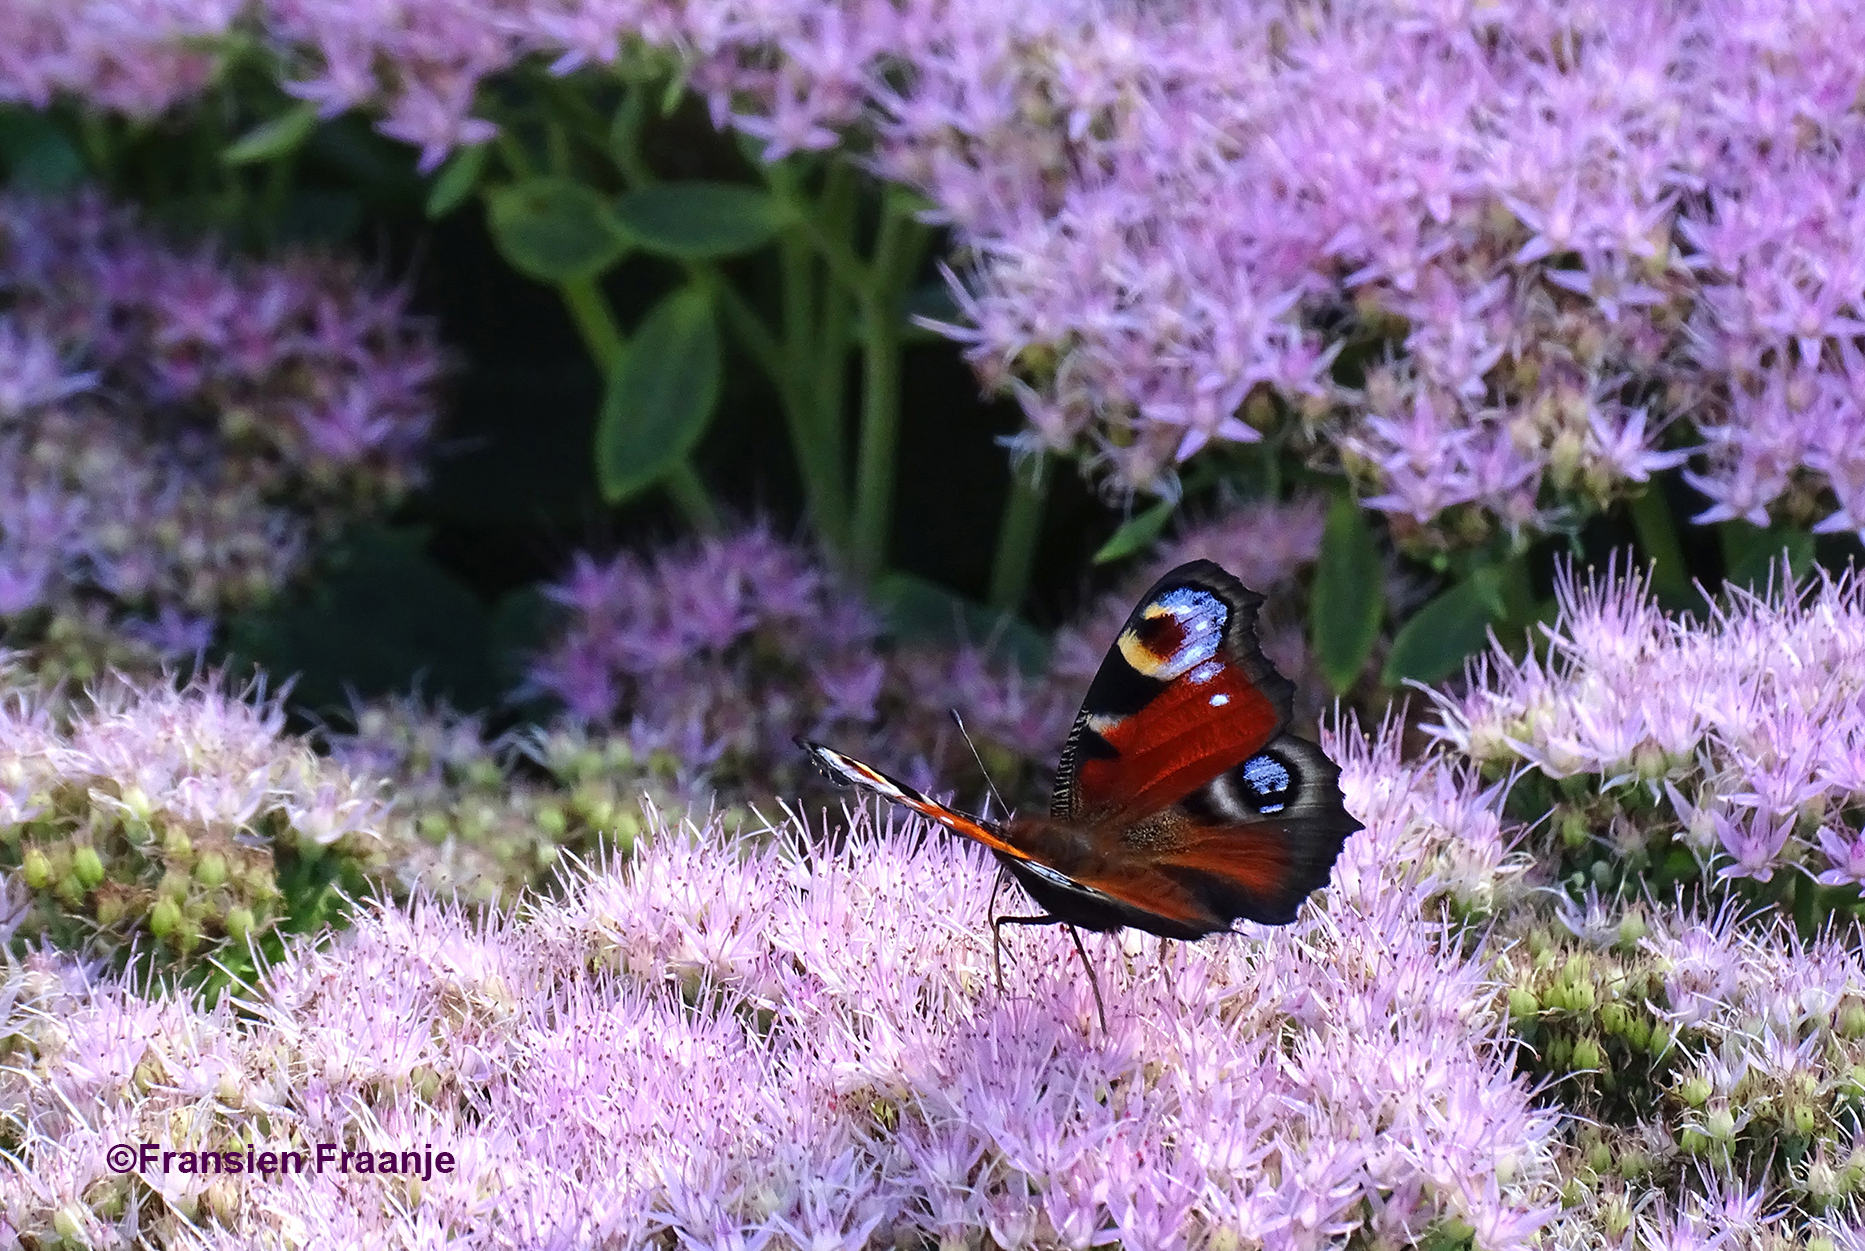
xmin=221 ymin=103 xmax=321 ymax=165
xmin=426 ymin=142 xmax=488 ymax=218
xmin=1093 ymin=499 xmax=1174 ymax=565
xmin=1721 ymin=521 xmax=1815 ymax=593
xmin=1310 ymin=495 xmax=1385 ymax=693
xmin=613 ymin=183 xmax=786 ymax=260
xmin=872 ymin=571 xmax=1050 ymax=676
xmin=595 ymin=286 xmax=722 ymax=503
xmin=222 ymin=527 xmax=497 ymax=713
xmin=1382 ymin=572 xmax=1503 ymax=685
xmin=0 ymin=108 xmax=83 ymax=192
xmin=487 ymin=177 xmax=629 ymax=282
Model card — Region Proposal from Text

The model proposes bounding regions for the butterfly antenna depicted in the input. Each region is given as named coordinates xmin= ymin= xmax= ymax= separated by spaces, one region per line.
xmin=949 ymin=709 xmax=1009 ymax=820
xmin=1065 ymin=924 xmax=1109 ymax=1033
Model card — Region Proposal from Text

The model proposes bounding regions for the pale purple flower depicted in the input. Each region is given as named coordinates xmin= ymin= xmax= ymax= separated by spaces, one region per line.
xmin=1814 ymin=823 xmax=1865 ymax=888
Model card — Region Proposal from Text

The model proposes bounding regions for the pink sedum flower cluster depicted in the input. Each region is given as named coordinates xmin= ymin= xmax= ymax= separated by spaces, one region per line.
xmin=527 ymin=520 xmax=1077 ymax=802
xmin=1432 ymin=560 xmax=1865 ymax=889
xmin=12 ymin=2 xmax=1865 ymax=543
xmin=0 ymin=192 xmax=441 ymax=666
xmin=2 ymin=723 xmax=1565 ymax=1249
xmin=527 ymin=501 xmax=1336 ymax=809
xmin=0 ymin=0 xmax=237 ymax=115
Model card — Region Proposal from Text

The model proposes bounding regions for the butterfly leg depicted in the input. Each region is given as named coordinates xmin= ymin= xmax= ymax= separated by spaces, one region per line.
xmin=1064 ymin=923 xmax=1109 ymax=1034
xmin=991 ymin=912 xmax=1057 ymax=996
xmin=990 ymin=912 xmax=1108 ymax=1033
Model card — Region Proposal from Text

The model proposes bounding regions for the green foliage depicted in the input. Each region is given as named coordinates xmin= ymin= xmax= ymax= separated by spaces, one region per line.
xmin=613 ymin=181 xmax=787 ymax=259
xmin=426 ymin=141 xmax=489 ymax=218
xmin=221 ymin=102 xmax=321 ymax=165
xmin=487 ymin=176 xmax=631 ymax=282
xmin=1311 ymin=493 xmax=1384 ymax=692
xmin=594 ymin=284 xmax=724 ymax=504
xmin=871 ymin=570 xmax=1050 ymax=676
xmin=1092 ymin=499 xmax=1174 ymax=565
xmin=226 ymin=527 xmax=499 ymax=714
xmin=1722 ymin=519 xmax=1817 ymax=592
xmin=1383 ymin=571 xmax=1504 ymax=684
xmin=0 ymin=106 xmax=83 ymax=192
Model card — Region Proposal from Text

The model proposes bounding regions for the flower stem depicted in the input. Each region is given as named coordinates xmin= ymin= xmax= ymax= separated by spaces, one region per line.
xmin=758 ymin=159 xmax=850 ymax=547
xmin=850 ymin=191 xmax=929 ymax=578
xmin=989 ymin=459 xmax=1048 ymax=613
xmin=559 ymin=276 xmax=625 ymax=371
xmin=1628 ymin=484 xmax=1702 ymax=612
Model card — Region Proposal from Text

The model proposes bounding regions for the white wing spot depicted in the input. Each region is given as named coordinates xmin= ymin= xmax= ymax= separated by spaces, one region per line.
xmin=1209 ymin=692 xmax=1230 ymax=707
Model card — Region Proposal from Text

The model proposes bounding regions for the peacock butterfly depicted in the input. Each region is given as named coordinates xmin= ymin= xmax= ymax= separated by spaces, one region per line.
xmin=800 ymin=559 xmax=1361 ymax=1027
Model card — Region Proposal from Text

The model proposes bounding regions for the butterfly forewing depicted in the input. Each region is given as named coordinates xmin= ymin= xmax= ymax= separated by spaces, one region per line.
xmin=1052 ymin=560 xmax=1295 ymax=823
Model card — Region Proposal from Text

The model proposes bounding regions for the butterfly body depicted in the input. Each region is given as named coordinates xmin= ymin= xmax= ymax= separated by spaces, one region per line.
xmin=800 ymin=559 xmax=1361 ymax=1007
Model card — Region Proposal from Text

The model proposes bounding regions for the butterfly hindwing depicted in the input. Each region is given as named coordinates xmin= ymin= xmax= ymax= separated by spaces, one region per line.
xmin=1010 ymin=734 xmax=1362 ymax=937
xmin=1149 ymin=733 xmax=1362 ymax=926
xmin=1053 ymin=560 xmax=1295 ymax=823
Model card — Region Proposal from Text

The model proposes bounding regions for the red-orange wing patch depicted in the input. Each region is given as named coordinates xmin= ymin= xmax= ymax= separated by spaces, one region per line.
xmin=1052 ymin=560 xmax=1293 ymax=824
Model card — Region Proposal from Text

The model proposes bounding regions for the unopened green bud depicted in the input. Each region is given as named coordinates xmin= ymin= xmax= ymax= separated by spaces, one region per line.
xmin=1561 ymin=810 xmax=1591 ymax=849
xmin=149 ymin=898 xmax=181 ymax=940
xmin=1678 ymin=1074 xmax=1712 ymax=1108
xmin=1706 ymin=1106 xmax=1736 ymax=1142
xmin=1571 ymin=1037 xmax=1603 ymax=1071
xmin=1508 ymin=988 xmax=1540 ymax=1020
xmin=162 ymin=827 xmax=193 ymax=862
xmin=53 ymin=1204 xmax=86 ymax=1239
xmin=1586 ymin=1141 xmax=1613 ymax=1173
xmin=73 ymin=845 xmax=105 ymax=887
xmin=1679 ymin=1127 xmax=1707 ymax=1155
xmin=95 ymin=889 xmax=127 ymax=928
xmin=1567 ymin=979 xmax=1597 ymax=1014
xmin=1599 ymin=1193 xmax=1633 ymax=1238
xmin=194 ymin=851 xmax=227 ymax=888
xmin=535 ymin=804 xmax=568 ymax=837
xmin=225 ymin=906 xmax=255 ymax=942
xmin=172 ymin=914 xmax=202 ymax=954
xmin=1786 ymin=1099 xmax=1817 ymax=1138
xmin=20 ymin=846 xmax=51 ymax=889
xmin=1600 ymin=1002 xmax=1629 ymax=1036
xmin=1616 ymin=913 xmax=1648 ymax=947
xmin=159 ymin=869 xmax=190 ymax=901
xmin=1838 ymin=996 xmax=1865 ymax=1040
xmin=1804 ymin=1157 xmax=1841 ymax=1204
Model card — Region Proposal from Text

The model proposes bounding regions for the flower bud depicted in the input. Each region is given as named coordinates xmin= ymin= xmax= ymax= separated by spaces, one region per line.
xmin=1677 ymin=1074 xmax=1711 ymax=1108
xmin=1571 ymin=1037 xmax=1603 ymax=1071
xmin=226 ymin=906 xmax=255 ymax=942
xmin=1616 ymin=913 xmax=1648 ymax=947
xmin=73 ymin=845 xmax=105 ymax=887
xmin=1508 ymin=988 xmax=1540 ymax=1020
xmin=1705 ymin=1105 xmax=1736 ymax=1143
xmin=194 ymin=851 xmax=227 ymax=888
xmin=53 ymin=1205 xmax=86 ymax=1239
xmin=149 ymin=898 xmax=181 ymax=940
xmin=1837 ymin=996 xmax=1865 ymax=1040
xmin=21 ymin=846 xmax=51 ymax=889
